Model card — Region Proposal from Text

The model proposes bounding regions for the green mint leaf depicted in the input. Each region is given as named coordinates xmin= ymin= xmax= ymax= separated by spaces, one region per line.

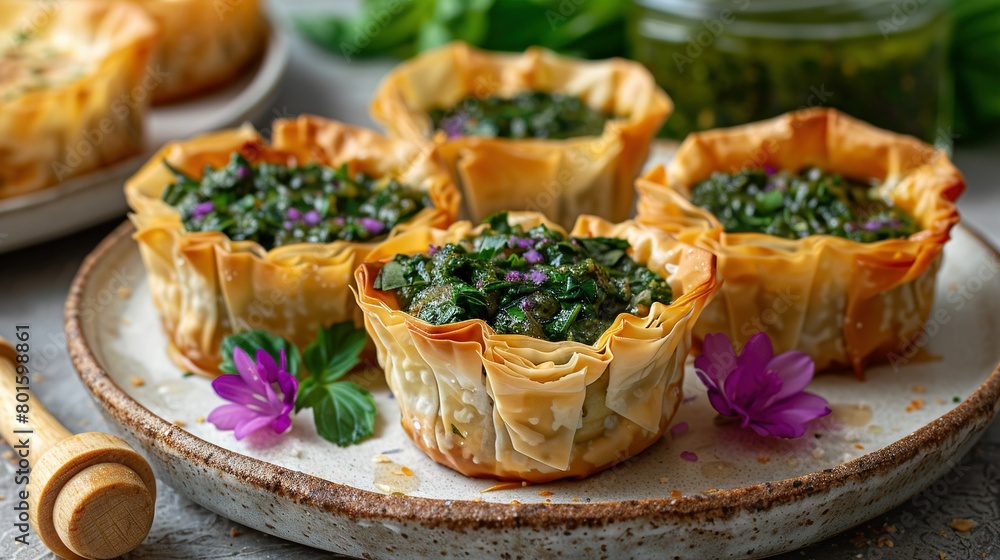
xmin=484 ymin=211 xmax=511 ymax=234
xmin=313 ymin=381 xmax=376 ymax=447
xmin=375 ymin=260 xmax=409 ymax=291
xmin=219 ymin=330 xmax=301 ymax=376
xmin=302 ymin=322 xmax=367 ymax=385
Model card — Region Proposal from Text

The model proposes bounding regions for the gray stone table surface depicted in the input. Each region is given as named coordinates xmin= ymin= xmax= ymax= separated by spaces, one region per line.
xmin=0 ymin=1 xmax=998 ymax=558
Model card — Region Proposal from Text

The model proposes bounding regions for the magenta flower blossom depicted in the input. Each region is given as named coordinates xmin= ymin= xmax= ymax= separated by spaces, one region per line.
xmin=207 ymin=347 xmax=298 ymax=440
xmin=303 ymin=210 xmax=322 ymax=226
xmin=527 ymin=269 xmax=548 ymax=284
xmin=192 ymin=201 xmax=214 ymax=220
xmin=286 ymin=207 xmax=302 ymax=221
xmin=524 ymin=249 xmax=544 ymax=264
xmin=694 ymin=332 xmax=830 ymax=438
xmin=508 ymin=236 xmax=534 ymax=249
xmin=359 ymin=217 xmax=385 ymax=234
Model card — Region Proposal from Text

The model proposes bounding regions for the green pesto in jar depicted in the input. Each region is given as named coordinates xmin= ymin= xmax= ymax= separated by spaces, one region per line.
xmin=628 ymin=0 xmax=952 ymax=143
xmin=428 ymin=91 xmax=612 ymax=140
xmin=689 ymin=167 xmax=919 ymax=242
xmin=373 ymin=213 xmax=673 ymax=345
xmin=161 ymin=153 xmax=431 ymax=249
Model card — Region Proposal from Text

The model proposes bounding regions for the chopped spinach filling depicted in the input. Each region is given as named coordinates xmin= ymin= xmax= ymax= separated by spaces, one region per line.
xmin=374 ymin=213 xmax=673 ymax=345
xmin=689 ymin=167 xmax=919 ymax=242
xmin=161 ymin=152 xmax=432 ymax=248
xmin=429 ymin=91 xmax=612 ymax=140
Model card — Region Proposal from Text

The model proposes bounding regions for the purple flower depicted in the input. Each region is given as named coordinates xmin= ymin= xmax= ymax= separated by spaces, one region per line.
xmin=764 ymin=165 xmax=777 ymax=174
xmin=192 ymin=201 xmax=214 ymax=220
xmin=283 ymin=220 xmax=294 ymax=231
xmin=303 ymin=210 xmax=322 ymax=226
xmin=670 ymin=421 xmax=689 ymax=436
xmin=286 ymin=207 xmax=302 ymax=221
xmin=508 ymin=236 xmax=534 ymax=249
xmin=236 ymin=166 xmax=252 ymax=179
xmin=505 ymin=270 xmax=524 ymax=282
xmin=359 ymin=217 xmax=385 ymax=234
xmin=862 ymin=218 xmax=902 ymax=231
xmin=694 ymin=332 xmax=830 ymax=439
xmin=428 ymin=244 xmax=440 ymax=255
xmin=524 ymin=249 xmax=544 ymax=264
xmin=207 ymin=347 xmax=298 ymax=440
xmin=527 ymin=269 xmax=548 ymax=284
xmin=440 ymin=112 xmax=467 ymax=138
xmin=680 ymin=451 xmax=698 ymax=462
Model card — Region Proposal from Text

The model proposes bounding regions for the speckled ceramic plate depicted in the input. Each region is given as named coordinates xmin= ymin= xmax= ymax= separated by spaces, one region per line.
xmin=66 ymin=219 xmax=1000 ymax=559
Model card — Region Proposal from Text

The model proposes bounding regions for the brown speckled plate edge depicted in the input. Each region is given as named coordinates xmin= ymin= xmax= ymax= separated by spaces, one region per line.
xmin=65 ymin=220 xmax=1000 ymax=532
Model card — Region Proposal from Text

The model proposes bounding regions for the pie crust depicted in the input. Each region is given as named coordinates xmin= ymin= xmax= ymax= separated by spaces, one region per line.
xmin=126 ymin=115 xmax=461 ymax=375
xmin=0 ymin=0 xmax=157 ymax=199
xmin=370 ymin=42 xmax=672 ymax=229
xmin=355 ymin=212 xmax=720 ymax=481
xmin=636 ymin=108 xmax=965 ymax=374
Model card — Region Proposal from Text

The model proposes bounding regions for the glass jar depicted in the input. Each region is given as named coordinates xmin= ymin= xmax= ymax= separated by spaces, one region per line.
xmin=628 ymin=0 xmax=953 ymax=147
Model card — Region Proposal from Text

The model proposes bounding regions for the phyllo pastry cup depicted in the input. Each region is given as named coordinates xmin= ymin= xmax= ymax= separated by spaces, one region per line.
xmin=355 ymin=212 xmax=720 ymax=482
xmin=129 ymin=0 xmax=266 ymax=103
xmin=370 ymin=42 xmax=672 ymax=229
xmin=636 ymin=108 xmax=964 ymax=374
xmin=126 ymin=115 xmax=460 ymax=375
xmin=0 ymin=1 xmax=158 ymax=199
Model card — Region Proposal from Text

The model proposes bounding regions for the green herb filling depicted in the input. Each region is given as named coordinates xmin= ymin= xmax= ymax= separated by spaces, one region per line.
xmin=429 ymin=91 xmax=612 ymax=140
xmin=689 ymin=167 xmax=919 ymax=242
xmin=374 ymin=213 xmax=673 ymax=345
xmin=161 ymin=152 xmax=432 ymax=249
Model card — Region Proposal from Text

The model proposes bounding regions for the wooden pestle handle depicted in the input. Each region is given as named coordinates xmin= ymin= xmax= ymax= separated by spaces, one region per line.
xmin=0 ymin=338 xmax=156 ymax=560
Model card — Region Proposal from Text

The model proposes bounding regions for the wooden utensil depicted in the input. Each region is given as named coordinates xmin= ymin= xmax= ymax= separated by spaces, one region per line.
xmin=0 ymin=339 xmax=155 ymax=560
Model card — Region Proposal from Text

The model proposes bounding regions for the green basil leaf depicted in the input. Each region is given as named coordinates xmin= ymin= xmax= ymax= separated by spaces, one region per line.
xmin=375 ymin=260 xmax=410 ymax=291
xmin=313 ymin=381 xmax=376 ymax=447
xmin=303 ymin=322 xmax=367 ymax=385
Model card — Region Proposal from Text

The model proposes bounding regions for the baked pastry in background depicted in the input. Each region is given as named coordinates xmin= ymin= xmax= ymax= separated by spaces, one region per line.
xmin=126 ymin=115 xmax=460 ymax=375
xmin=636 ymin=108 xmax=964 ymax=374
xmin=0 ymin=0 xmax=157 ymax=199
xmin=129 ymin=0 xmax=266 ymax=103
xmin=370 ymin=42 xmax=672 ymax=229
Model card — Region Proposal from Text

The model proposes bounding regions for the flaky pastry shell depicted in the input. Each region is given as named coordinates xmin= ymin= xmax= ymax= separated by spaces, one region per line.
xmin=370 ymin=42 xmax=672 ymax=229
xmin=0 ymin=1 xmax=157 ymax=199
xmin=128 ymin=0 xmax=265 ymax=103
xmin=355 ymin=212 xmax=720 ymax=482
xmin=126 ymin=115 xmax=460 ymax=375
xmin=636 ymin=108 xmax=965 ymax=374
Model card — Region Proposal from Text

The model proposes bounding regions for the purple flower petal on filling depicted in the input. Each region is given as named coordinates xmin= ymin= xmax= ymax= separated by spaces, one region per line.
xmin=680 ymin=451 xmax=698 ymax=462
xmin=286 ymin=207 xmax=302 ymax=221
xmin=428 ymin=244 xmax=440 ymax=255
xmin=440 ymin=112 xmax=467 ymax=138
xmin=303 ymin=210 xmax=321 ymax=226
xmin=764 ymin=165 xmax=777 ymax=174
xmin=694 ymin=331 xmax=829 ymax=439
xmin=527 ymin=269 xmax=548 ymax=284
xmin=193 ymin=201 xmax=214 ymax=220
xmin=236 ymin=166 xmax=251 ymax=179
xmin=505 ymin=270 xmax=523 ymax=282
xmin=360 ymin=217 xmax=385 ymax=234
xmin=508 ymin=236 xmax=534 ymax=249
xmin=524 ymin=249 xmax=544 ymax=264
xmin=283 ymin=220 xmax=294 ymax=231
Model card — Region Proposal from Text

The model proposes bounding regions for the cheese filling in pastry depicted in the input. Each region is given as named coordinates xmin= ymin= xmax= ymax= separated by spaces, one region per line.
xmin=636 ymin=108 xmax=965 ymax=374
xmin=355 ymin=212 xmax=720 ymax=482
